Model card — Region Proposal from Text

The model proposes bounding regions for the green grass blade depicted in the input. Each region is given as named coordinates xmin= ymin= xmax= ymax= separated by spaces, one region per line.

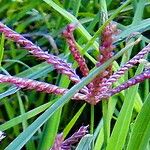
xmin=75 ymin=134 xmax=93 ymax=150
xmin=0 ymin=101 xmax=52 ymax=131
xmin=2 ymin=98 xmax=20 ymax=136
xmin=127 ymin=94 xmax=150 ymax=150
xmin=73 ymin=0 xmax=81 ymax=17
xmin=94 ymin=120 xmax=104 ymax=150
xmin=0 ymin=33 xmax=4 ymax=66
xmin=106 ymin=63 xmax=145 ymax=150
xmin=106 ymin=0 xmax=113 ymax=6
xmin=63 ymin=104 xmax=86 ymax=138
xmin=17 ymin=92 xmax=36 ymax=150
xmin=100 ymin=0 xmax=110 ymax=148
xmin=132 ymin=0 xmax=146 ymax=25
xmin=38 ymin=75 xmax=70 ymax=150
xmin=116 ymin=18 xmax=150 ymax=43
xmin=38 ymin=108 xmax=62 ymax=150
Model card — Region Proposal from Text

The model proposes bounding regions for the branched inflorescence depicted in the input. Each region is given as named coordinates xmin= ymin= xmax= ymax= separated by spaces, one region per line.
xmin=100 ymin=42 xmax=150 ymax=93
xmin=51 ymin=126 xmax=88 ymax=150
xmin=0 ymin=22 xmax=80 ymax=83
xmin=0 ymin=21 xmax=150 ymax=149
xmin=87 ymin=23 xmax=117 ymax=104
xmin=99 ymin=68 xmax=150 ymax=99
xmin=0 ymin=22 xmax=149 ymax=104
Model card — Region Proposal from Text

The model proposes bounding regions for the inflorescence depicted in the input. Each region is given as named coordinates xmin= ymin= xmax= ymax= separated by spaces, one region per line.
xmin=0 ymin=22 xmax=150 ymax=148
xmin=51 ymin=126 xmax=88 ymax=150
xmin=0 ymin=22 xmax=149 ymax=104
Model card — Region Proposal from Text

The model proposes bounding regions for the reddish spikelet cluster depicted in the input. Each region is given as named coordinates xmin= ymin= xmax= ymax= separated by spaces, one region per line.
xmin=51 ymin=126 xmax=89 ymax=150
xmin=100 ymin=69 xmax=150 ymax=99
xmin=101 ymin=43 xmax=150 ymax=91
xmin=110 ymin=68 xmax=150 ymax=96
xmin=51 ymin=134 xmax=64 ymax=150
xmin=0 ymin=74 xmax=87 ymax=100
xmin=0 ymin=21 xmax=149 ymax=105
xmin=63 ymin=24 xmax=89 ymax=77
xmin=99 ymin=24 xmax=116 ymax=65
xmin=0 ymin=22 xmax=80 ymax=83
xmin=87 ymin=23 xmax=117 ymax=104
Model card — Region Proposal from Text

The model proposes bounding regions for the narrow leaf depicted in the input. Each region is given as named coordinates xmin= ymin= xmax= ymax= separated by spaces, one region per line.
xmin=127 ymin=94 xmax=150 ymax=150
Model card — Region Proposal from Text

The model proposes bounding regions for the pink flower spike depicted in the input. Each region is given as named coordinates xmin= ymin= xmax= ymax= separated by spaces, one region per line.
xmin=99 ymin=69 xmax=150 ymax=100
xmin=103 ymin=42 xmax=150 ymax=89
xmin=51 ymin=125 xmax=88 ymax=150
xmin=50 ymin=134 xmax=64 ymax=150
xmin=63 ymin=24 xmax=89 ymax=77
xmin=0 ymin=74 xmax=87 ymax=101
xmin=0 ymin=22 xmax=80 ymax=83
xmin=62 ymin=125 xmax=89 ymax=150
xmin=87 ymin=23 xmax=116 ymax=104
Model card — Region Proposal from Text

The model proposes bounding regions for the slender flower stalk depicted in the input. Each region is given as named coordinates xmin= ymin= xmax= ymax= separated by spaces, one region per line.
xmin=0 ymin=74 xmax=87 ymax=100
xmin=51 ymin=126 xmax=89 ymax=150
xmin=0 ymin=22 xmax=80 ymax=83
xmin=98 ymin=69 xmax=150 ymax=100
xmin=63 ymin=24 xmax=89 ymax=77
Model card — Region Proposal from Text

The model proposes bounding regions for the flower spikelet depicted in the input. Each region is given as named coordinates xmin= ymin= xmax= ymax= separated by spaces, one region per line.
xmin=100 ymin=69 xmax=150 ymax=99
xmin=63 ymin=24 xmax=89 ymax=77
xmin=0 ymin=74 xmax=87 ymax=100
xmin=102 ymin=42 xmax=150 ymax=91
xmin=0 ymin=22 xmax=80 ymax=83
xmin=51 ymin=126 xmax=88 ymax=150
xmin=87 ymin=23 xmax=116 ymax=104
xmin=51 ymin=134 xmax=64 ymax=150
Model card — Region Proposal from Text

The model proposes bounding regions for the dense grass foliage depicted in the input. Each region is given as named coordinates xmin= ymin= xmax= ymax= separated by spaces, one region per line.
xmin=0 ymin=0 xmax=150 ymax=150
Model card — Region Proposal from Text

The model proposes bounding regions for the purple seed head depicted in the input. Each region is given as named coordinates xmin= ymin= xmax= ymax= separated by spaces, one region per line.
xmin=0 ymin=74 xmax=87 ymax=101
xmin=51 ymin=125 xmax=89 ymax=150
xmin=87 ymin=23 xmax=116 ymax=104
xmin=0 ymin=22 xmax=80 ymax=83
xmin=51 ymin=133 xmax=64 ymax=150
xmin=61 ymin=125 xmax=89 ymax=150
xmin=63 ymin=23 xmax=89 ymax=77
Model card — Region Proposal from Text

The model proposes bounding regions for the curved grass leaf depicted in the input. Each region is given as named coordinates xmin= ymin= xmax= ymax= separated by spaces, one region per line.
xmin=0 ymin=101 xmax=52 ymax=131
xmin=38 ymin=75 xmax=71 ymax=150
xmin=75 ymin=134 xmax=93 ymax=150
xmin=127 ymin=94 xmax=150 ymax=150
xmin=131 ymin=0 xmax=146 ymax=25
xmin=106 ymin=63 xmax=145 ymax=150
xmin=63 ymin=104 xmax=86 ymax=138
xmin=0 ymin=33 xmax=4 ymax=66
xmin=116 ymin=18 xmax=150 ymax=43
xmin=94 ymin=120 xmax=104 ymax=150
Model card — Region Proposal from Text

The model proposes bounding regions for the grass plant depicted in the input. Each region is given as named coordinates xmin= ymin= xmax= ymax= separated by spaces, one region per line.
xmin=0 ymin=0 xmax=149 ymax=150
